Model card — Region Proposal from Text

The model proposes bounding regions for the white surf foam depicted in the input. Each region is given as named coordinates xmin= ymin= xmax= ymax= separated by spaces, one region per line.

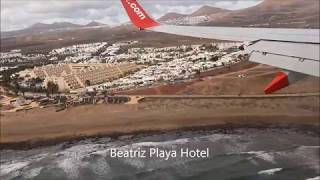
xmin=205 ymin=134 xmax=235 ymax=140
xmin=277 ymin=146 xmax=320 ymax=173
xmin=242 ymin=151 xmax=275 ymax=163
xmin=23 ymin=167 xmax=43 ymax=179
xmin=306 ymin=176 xmax=320 ymax=180
xmin=130 ymin=138 xmax=190 ymax=147
xmin=90 ymin=158 xmax=111 ymax=177
xmin=105 ymin=138 xmax=191 ymax=151
xmin=0 ymin=161 xmax=29 ymax=175
xmin=258 ymin=168 xmax=282 ymax=175
xmin=55 ymin=144 xmax=99 ymax=178
xmin=123 ymin=158 xmax=145 ymax=169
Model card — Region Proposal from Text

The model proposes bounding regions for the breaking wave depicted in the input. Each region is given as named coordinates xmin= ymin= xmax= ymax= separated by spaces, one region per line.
xmin=258 ymin=168 xmax=282 ymax=175
xmin=0 ymin=129 xmax=319 ymax=180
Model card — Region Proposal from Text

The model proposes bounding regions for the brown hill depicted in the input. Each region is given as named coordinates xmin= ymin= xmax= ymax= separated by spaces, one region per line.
xmin=158 ymin=12 xmax=187 ymax=22
xmin=29 ymin=22 xmax=82 ymax=31
xmin=159 ymin=0 xmax=319 ymax=28
xmin=1 ymin=0 xmax=318 ymax=52
xmin=158 ymin=6 xmax=228 ymax=22
xmin=191 ymin=5 xmax=229 ymax=16
xmin=202 ymin=0 xmax=319 ymax=28
xmin=121 ymin=62 xmax=320 ymax=96
xmin=1 ymin=22 xmax=84 ymax=38
xmin=0 ymin=25 xmax=219 ymax=53
xmin=85 ymin=21 xmax=107 ymax=27
xmin=1 ymin=22 xmax=108 ymax=39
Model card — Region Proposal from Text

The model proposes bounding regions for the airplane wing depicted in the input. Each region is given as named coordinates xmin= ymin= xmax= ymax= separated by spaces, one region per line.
xmin=121 ymin=0 xmax=320 ymax=94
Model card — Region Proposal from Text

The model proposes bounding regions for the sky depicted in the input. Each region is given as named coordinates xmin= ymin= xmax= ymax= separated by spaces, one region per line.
xmin=1 ymin=0 xmax=263 ymax=32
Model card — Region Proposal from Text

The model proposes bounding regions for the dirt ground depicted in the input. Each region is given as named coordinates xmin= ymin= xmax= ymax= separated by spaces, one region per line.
xmin=1 ymin=61 xmax=319 ymax=149
xmin=121 ymin=62 xmax=320 ymax=95
xmin=1 ymin=95 xmax=319 ymax=148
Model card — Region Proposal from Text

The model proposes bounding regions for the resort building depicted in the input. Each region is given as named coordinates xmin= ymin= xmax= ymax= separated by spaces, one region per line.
xmin=33 ymin=63 xmax=141 ymax=92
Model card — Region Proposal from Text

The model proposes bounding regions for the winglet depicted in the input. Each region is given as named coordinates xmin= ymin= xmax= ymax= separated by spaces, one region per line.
xmin=264 ymin=72 xmax=289 ymax=94
xmin=121 ymin=0 xmax=160 ymax=29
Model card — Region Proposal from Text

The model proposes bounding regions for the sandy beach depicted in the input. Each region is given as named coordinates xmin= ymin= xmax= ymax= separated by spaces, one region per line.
xmin=1 ymin=63 xmax=319 ymax=149
xmin=1 ymin=94 xmax=319 ymax=149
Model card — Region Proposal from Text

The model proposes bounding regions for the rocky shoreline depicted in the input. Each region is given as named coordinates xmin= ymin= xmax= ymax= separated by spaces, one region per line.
xmin=1 ymin=121 xmax=319 ymax=150
xmin=1 ymin=95 xmax=319 ymax=150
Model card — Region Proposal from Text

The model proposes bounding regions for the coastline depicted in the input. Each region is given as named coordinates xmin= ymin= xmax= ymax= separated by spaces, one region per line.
xmin=1 ymin=95 xmax=319 ymax=150
xmin=1 ymin=123 xmax=319 ymax=150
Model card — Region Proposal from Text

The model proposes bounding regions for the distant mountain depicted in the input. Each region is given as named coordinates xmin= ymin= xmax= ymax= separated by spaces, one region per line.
xmin=158 ymin=13 xmax=188 ymax=22
xmin=158 ymin=5 xmax=230 ymax=23
xmin=159 ymin=0 xmax=319 ymax=28
xmin=85 ymin=21 xmax=107 ymax=27
xmin=1 ymin=0 xmax=318 ymax=53
xmin=200 ymin=0 xmax=319 ymax=28
xmin=1 ymin=21 xmax=109 ymax=39
xmin=1 ymin=24 xmax=216 ymax=54
xmin=157 ymin=5 xmax=233 ymax=25
xmin=191 ymin=5 xmax=229 ymax=17
xmin=28 ymin=22 xmax=82 ymax=31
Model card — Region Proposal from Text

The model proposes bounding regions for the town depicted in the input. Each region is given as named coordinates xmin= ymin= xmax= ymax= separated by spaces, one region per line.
xmin=0 ymin=41 xmax=247 ymax=112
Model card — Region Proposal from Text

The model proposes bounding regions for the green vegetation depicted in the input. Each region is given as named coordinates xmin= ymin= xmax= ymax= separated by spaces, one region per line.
xmin=85 ymin=80 xmax=91 ymax=87
xmin=46 ymin=81 xmax=59 ymax=96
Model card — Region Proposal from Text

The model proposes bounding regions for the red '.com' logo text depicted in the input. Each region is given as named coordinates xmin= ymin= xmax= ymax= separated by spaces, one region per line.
xmin=126 ymin=0 xmax=146 ymax=20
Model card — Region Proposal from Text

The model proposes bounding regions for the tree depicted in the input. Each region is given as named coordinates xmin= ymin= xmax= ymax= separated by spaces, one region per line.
xmin=185 ymin=46 xmax=193 ymax=52
xmin=85 ymin=80 xmax=91 ymax=87
xmin=35 ymin=77 xmax=43 ymax=84
xmin=211 ymin=56 xmax=220 ymax=62
xmin=12 ymin=80 xmax=20 ymax=95
xmin=195 ymin=69 xmax=201 ymax=80
xmin=46 ymin=81 xmax=59 ymax=97
xmin=21 ymin=87 xmax=26 ymax=97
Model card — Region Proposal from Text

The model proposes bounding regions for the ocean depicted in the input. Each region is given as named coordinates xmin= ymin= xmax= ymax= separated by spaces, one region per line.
xmin=0 ymin=128 xmax=319 ymax=180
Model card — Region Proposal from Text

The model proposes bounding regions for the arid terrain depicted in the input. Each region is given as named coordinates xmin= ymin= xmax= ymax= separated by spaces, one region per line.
xmin=1 ymin=0 xmax=319 ymax=150
xmin=120 ymin=62 xmax=320 ymax=95
xmin=161 ymin=0 xmax=319 ymax=28
xmin=0 ymin=25 xmax=219 ymax=54
xmin=1 ymin=94 xmax=319 ymax=148
xmin=1 ymin=0 xmax=319 ymax=53
xmin=1 ymin=61 xmax=319 ymax=148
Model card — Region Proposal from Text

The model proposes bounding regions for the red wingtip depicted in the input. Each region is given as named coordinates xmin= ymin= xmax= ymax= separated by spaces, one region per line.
xmin=121 ymin=0 xmax=160 ymax=29
xmin=264 ymin=72 xmax=289 ymax=94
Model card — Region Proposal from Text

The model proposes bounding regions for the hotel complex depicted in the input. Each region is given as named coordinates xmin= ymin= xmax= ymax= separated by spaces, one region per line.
xmin=32 ymin=63 xmax=141 ymax=92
